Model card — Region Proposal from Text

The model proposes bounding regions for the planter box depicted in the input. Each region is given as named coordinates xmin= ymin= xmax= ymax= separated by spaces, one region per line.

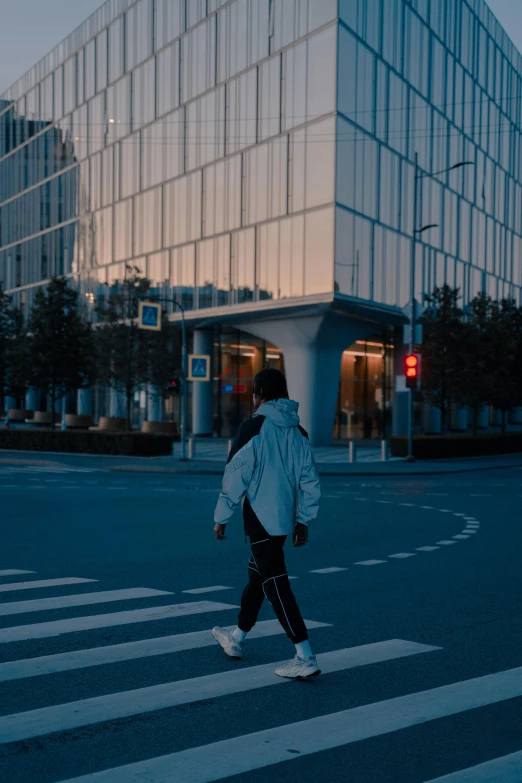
xmin=8 ymin=409 xmax=33 ymax=422
xmin=141 ymin=421 xmax=179 ymax=436
xmin=65 ymin=414 xmax=94 ymax=430
xmin=0 ymin=429 xmax=177 ymax=456
xmin=89 ymin=416 xmax=127 ymax=432
xmin=391 ymin=433 xmax=522 ymax=460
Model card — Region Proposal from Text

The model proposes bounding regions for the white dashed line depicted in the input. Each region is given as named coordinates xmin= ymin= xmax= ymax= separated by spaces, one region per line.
xmin=182 ymin=586 xmax=232 ymax=595
xmin=310 ymin=567 xmax=348 ymax=574
xmin=420 ymin=506 xmax=434 ymax=510
xmin=453 ymin=534 xmax=470 ymax=539
xmin=354 ymin=560 xmax=386 ymax=566
xmin=416 ymin=546 xmax=439 ymax=552
xmin=437 ymin=540 xmax=458 ymax=545
xmin=470 ymin=494 xmax=492 ymax=497
xmin=388 ymin=553 xmax=416 ymax=559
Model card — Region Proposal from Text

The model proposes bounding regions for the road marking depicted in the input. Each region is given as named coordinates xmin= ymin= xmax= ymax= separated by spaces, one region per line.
xmin=470 ymin=494 xmax=491 ymax=497
xmin=354 ymin=497 xmax=368 ymax=501
xmin=310 ymin=567 xmax=348 ymax=574
xmin=0 ymin=570 xmax=36 ymax=577
xmin=416 ymin=546 xmax=439 ymax=552
xmin=54 ymin=659 xmax=522 ymax=783
xmin=437 ymin=541 xmax=457 ymax=545
xmin=0 ymin=577 xmax=96 ymax=594
xmin=324 ymin=494 xmax=342 ymax=499
xmin=0 ymin=619 xmax=331 ymax=683
xmin=399 ymin=502 xmax=415 ymax=507
xmin=453 ymin=513 xmax=467 ymax=517
xmin=426 ymin=493 xmax=448 ymax=496
xmin=0 ymin=640 xmax=439 ymax=745
xmin=420 ymin=506 xmax=434 ymax=509
xmin=421 ymin=749 xmax=522 ymax=781
xmin=354 ymin=560 xmax=386 ymax=566
xmin=0 ymin=587 xmax=172 ymax=617
xmin=464 ymin=529 xmax=478 ymax=534
xmin=0 ymin=601 xmax=238 ymax=644
xmin=182 ymin=586 xmax=232 ymax=595
xmin=438 ymin=509 xmax=452 ymax=513
xmin=376 ymin=500 xmax=392 ymax=504
xmin=388 ymin=553 xmax=416 ymax=559
xmin=453 ymin=535 xmax=470 ymax=539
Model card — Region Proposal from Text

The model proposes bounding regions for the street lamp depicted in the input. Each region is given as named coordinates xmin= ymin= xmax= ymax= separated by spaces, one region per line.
xmin=407 ymin=154 xmax=474 ymax=462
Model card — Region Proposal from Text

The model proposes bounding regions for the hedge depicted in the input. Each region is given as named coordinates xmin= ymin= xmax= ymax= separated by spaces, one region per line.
xmin=390 ymin=432 xmax=522 ymax=460
xmin=0 ymin=428 xmax=178 ymax=456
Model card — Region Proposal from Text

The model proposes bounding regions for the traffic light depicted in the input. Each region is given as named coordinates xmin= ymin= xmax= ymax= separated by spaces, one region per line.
xmin=167 ymin=378 xmax=181 ymax=396
xmin=404 ymin=354 xmax=421 ymax=390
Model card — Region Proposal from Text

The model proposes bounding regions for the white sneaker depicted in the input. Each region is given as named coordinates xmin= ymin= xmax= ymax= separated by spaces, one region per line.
xmin=275 ymin=654 xmax=321 ymax=679
xmin=212 ymin=627 xmax=243 ymax=659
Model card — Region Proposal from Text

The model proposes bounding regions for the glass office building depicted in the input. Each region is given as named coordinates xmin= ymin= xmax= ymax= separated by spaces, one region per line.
xmin=1 ymin=0 xmax=522 ymax=443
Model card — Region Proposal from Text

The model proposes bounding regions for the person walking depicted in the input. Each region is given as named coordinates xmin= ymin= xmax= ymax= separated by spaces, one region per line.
xmin=212 ymin=368 xmax=322 ymax=679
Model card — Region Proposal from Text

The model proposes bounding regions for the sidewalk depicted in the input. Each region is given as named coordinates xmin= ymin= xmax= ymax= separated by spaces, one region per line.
xmin=1 ymin=447 xmax=522 ymax=476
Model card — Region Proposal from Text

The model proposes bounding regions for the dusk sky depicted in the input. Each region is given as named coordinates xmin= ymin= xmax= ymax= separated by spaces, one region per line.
xmin=0 ymin=0 xmax=521 ymax=95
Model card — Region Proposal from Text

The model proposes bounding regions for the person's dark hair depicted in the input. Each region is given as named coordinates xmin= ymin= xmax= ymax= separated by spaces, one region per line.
xmin=253 ymin=368 xmax=289 ymax=402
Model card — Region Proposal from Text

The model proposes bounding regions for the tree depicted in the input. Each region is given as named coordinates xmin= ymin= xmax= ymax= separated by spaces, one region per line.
xmin=0 ymin=283 xmax=13 ymax=408
xmin=27 ymin=277 xmax=94 ymax=427
xmin=462 ymin=293 xmax=495 ymax=435
xmin=484 ymin=298 xmax=522 ymax=432
xmin=4 ymin=307 xmax=30 ymax=407
xmin=422 ymin=285 xmax=468 ymax=434
xmin=95 ymin=266 xmax=151 ymax=429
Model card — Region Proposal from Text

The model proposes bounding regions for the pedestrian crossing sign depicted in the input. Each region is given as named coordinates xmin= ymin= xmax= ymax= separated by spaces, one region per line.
xmin=138 ymin=301 xmax=162 ymax=331
xmin=188 ymin=354 xmax=211 ymax=382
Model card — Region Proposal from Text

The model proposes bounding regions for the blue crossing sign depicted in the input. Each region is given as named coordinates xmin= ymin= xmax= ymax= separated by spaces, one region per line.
xmin=138 ymin=301 xmax=161 ymax=331
xmin=188 ymin=354 xmax=211 ymax=382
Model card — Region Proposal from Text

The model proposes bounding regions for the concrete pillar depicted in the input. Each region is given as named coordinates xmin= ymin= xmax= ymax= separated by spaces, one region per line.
xmin=392 ymin=342 xmax=409 ymax=436
xmin=78 ymin=388 xmax=93 ymax=416
xmin=110 ymin=387 xmax=126 ymax=418
xmin=236 ymin=314 xmax=375 ymax=447
xmin=26 ymin=387 xmax=40 ymax=411
xmin=451 ymin=405 xmax=468 ymax=432
xmin=424 ymin=404 xmax=441 ymax=434
xmin=509 ymin=407 xmax=522 ymax=425
xmin=192 ymin=329 xmax=214 ymax=437
xmin=147 ymin=385 xmax=163 ymax=422
xmin=477 ymin=405 xmax=489 ymax=430
xmin=3 ymin=394 xmax=16 ymax=413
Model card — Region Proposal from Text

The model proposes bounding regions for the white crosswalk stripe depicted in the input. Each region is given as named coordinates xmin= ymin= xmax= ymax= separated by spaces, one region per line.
xmin=0 ymin=587 xmax=171 ymax=617
xmin=2 ymin=567 xmax=520 ymax=783
xmin=0 ymin=601 xmax=238 ymax=643
xmin=52 ymin=665 xmax=522 ymax=783
xmin=0 ymin=569 xmax=36 ymax=577
xmin=0 ymin=577 xmax=96 ymax=594
xmin=0 ymin=640 xmax=439 ymax=744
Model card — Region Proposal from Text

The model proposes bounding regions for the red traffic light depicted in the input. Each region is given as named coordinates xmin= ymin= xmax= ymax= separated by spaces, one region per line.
xmin=404 ymin=354 xmax=420 ymax=389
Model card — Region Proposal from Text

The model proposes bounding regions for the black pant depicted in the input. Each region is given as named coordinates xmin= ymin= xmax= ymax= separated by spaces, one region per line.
xmin=237 ymin=523 xmax=309 ymax=645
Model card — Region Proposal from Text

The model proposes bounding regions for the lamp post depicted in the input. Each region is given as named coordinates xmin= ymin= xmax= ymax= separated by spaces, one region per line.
xmin=407 ymin=155 xmax=474 ymax=462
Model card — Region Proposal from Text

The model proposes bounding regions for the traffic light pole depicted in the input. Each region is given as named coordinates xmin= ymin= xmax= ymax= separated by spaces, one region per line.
xmin=407 ymin=152 xmax=419 ymax=463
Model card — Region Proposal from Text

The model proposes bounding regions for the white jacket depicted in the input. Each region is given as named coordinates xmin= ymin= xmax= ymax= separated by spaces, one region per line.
xmin=214 ymin=399 xmax=321 ymax=536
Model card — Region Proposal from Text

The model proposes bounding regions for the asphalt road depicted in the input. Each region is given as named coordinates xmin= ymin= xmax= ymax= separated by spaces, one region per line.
xmin=0 ymin=464 xmax=521 ymax=783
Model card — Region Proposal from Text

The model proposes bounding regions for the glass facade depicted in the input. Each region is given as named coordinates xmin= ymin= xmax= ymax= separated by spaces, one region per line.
xmin=1 ymin=0 xmax=522 ymax=436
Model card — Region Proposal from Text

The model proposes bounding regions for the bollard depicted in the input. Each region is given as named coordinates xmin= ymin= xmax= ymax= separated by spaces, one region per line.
xmin=380 ymin=439 xmax=389 ymax=461
xmin=348 ymin=441 xmax=356 ymax=463
xmin=188 ymin=436 xmax=196 ymax=460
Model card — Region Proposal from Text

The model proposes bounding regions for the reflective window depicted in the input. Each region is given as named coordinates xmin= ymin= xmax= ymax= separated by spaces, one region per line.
xmin=93 ymin=206 xmax=113 ymax=266
xmin=108 ymin=17 xmax=125 ymax=84
xmin=156 ymin=41 xmax=180 ymax=118
xmin=106 ymin=75 xmax=131 ymax=141
xmin=305 ymin=207 xmax=334 ymax=294
xmin=113 ymin=198 xmax=133 ymax=261
xmin=96 ymin=29 xmax=108 ymax=92
xmin=120 ymin=133 xmax=141 ymax=199
xmin=101 ymin=145 xmax=115 ymax=207
xmin=203 ymin=155 xmax=241 ymax=237
xmin=259 ymin=55 xmax=281 ymax=141
xmin=77 ymin=49 xmax=85 ymax=107
xmin=133 ymin=57 xmax=156 ymax=129
xmin=154 ymin=0 xmax=185 ymax=51
xmin=257 ymin=221 xmax=280 ymax=300
xmin=231 ymin=228 xmax=255 ymax=303
xmin=181 ymin=16 xmax=216 ymax=103
xmin=245 ymin=137 xmax=288 ymax=224
xmin=163 ymin=171 xmax=202 ymax=247
xmin=283 ymin=40 xmax=306 ymax=132
xmin=186 ymin=87 xmax=225 ymax=171
xmin=72 ymin=104 xmax=88 ymax=161
xmin=41 ymin=74 xmax=54 ymax=121
xmin=126 ymin=0 xmax=153 ymax=71
xmin=308 ymin=0 xmax=337 ymax=33
xmin=306 ymin=117 xmax=335 ymax=209
xmin=147 ymin=249 xmax=170 ymax=295
xmin=307 ymin=26 xmax=336 ymax=121
xmin=171 ymin=243 xmax=195 ymax=310
xmin=64 ymin=56 xmax=77 ymax=115
xmin=279 ymin=214 xmax=304 ymax=298
xmin=187 ymin=0 xmax=207 ymax=29
xmin=226 ymin=69 xmax=257 ymax=155
xmin=85 ymin=40 xmax=96 ymax=101
xmin=88 ymin=92 xmax=106 ymax=156
xmin=134 ymin=186 xmax=162 ymax=255
xmin=54 ymin=66 xmax=64 ymax=120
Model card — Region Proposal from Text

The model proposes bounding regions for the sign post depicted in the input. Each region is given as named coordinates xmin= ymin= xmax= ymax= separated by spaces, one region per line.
xmin=188 ymin=355 xmax=211 ymax=382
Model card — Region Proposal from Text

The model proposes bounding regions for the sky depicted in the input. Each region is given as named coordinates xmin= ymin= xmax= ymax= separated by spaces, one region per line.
xmin=0 ymin=0 xmax=521 ymax=95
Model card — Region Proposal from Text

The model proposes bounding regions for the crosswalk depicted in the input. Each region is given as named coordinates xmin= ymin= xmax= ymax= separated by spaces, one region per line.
xmin=0 ymin=567 xmax=520 ymax=782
